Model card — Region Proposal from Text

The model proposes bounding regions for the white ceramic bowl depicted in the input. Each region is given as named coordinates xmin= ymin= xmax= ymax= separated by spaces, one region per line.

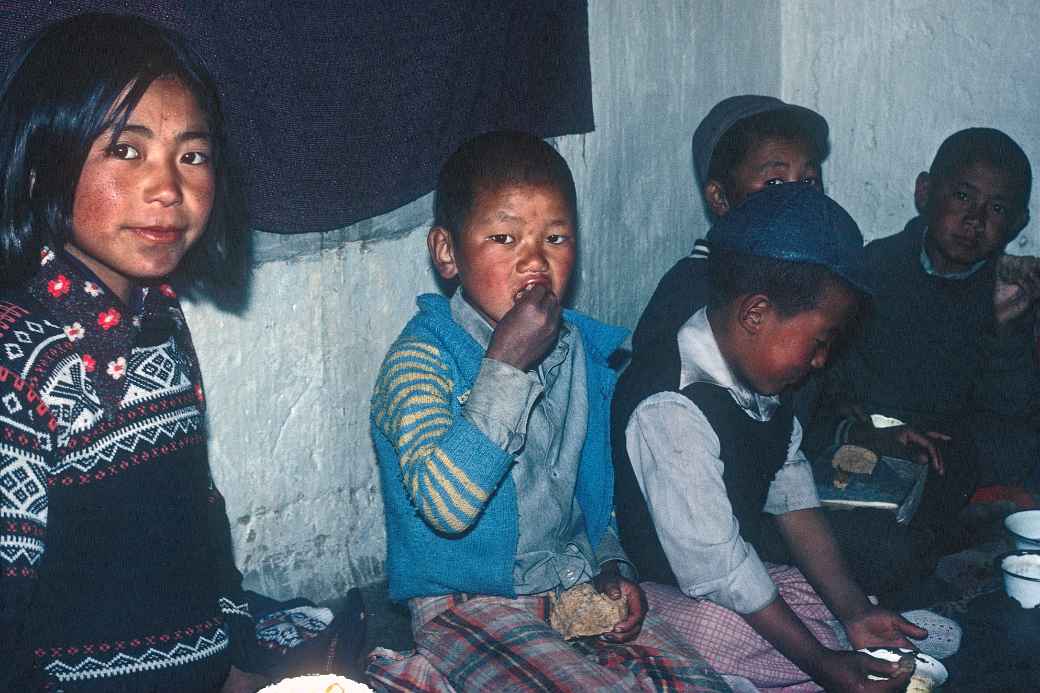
xmin=1004 ymin=509 xmax=1040 ymax=550
xmin=259 ymin=675 xmax=373 ymax=693
xmin=997 ymin=550 xmax=1040 ymax=609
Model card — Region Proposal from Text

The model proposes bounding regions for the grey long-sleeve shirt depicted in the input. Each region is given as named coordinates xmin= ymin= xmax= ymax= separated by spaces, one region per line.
xmin=625 ymin=308 xmax=820 ymax=614
xmin=450 ymin=290 xmax=629 ymax=595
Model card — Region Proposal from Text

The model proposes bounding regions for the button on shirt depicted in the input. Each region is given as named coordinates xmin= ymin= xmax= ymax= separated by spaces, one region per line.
xmin=450 ymin=291 xmax=628 ymax=595
xmin=625 ymin=308 xmax=820 ymax=614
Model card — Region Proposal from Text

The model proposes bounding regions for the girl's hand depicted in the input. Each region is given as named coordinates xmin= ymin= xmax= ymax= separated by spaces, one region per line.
xmin=844 ymin=606 xmax=928 ymax=650
xmin=593 ymin=560 xmax=646 ymax=643
xmin=221 ymin=665 xmax=269 ymax=693
xmin=813 ymin=650 xmax=913 ymax=692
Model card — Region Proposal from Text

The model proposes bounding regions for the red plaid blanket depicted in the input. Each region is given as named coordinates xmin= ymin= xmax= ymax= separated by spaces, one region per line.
xmin=367 ymin=592 xmax=730 ymax=692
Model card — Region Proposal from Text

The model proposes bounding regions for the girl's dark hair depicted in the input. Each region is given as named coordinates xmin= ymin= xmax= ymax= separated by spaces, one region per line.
xmin=706 ymin=247 xmax=861 ymax=317
xmin=707 ymin=109 xmax=827 ymax=192
xmin=0 ymin=13 xmax=247 ymax=296
xmin=434 ymin=131 xmax=578 ymax=238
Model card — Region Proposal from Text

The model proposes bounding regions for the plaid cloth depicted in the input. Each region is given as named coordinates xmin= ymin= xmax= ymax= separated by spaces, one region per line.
xmin=642 ymin=565 xmax=843 ymax=693
xmin=366 ymin=592 xmax=731 ymax=692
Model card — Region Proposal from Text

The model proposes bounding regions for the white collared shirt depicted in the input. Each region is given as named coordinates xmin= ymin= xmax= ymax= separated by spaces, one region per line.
xmin=625 ymin=307 xmax=820 ymax=614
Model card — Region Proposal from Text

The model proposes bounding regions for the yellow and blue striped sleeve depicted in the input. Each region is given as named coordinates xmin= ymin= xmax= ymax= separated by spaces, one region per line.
xmin=373 ymin=339 xmax=512 ymax=534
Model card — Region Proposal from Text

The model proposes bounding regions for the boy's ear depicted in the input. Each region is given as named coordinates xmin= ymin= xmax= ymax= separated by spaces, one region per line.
xmin=737 ymin=293 xmax=772 ymax=335
xmin=1005 ymin=207 xmax=1030 ymax=246
xmin=914 ymin=171 xmax=931 ymax=215
xmin=704 ymin=180 xmax=730 ymax=217
xmin=427 ymin=227 xmax=460 ymax=280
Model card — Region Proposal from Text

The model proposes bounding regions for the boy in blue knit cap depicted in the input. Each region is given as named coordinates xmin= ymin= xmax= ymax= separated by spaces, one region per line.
xmin=367 ymin=131 xmax=728 ymax=692
xmin=616 ymin=184 xmax=944 ymax=691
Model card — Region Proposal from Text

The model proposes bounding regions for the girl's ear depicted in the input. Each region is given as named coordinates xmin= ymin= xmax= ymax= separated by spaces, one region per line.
xmin=914 ymin=171 xmax=931 ymax=215
xmin=704 ymin=180 xmax=730 ymax=217
xmin=738 ymin=293 xmax=772 ymax=335
xmin=427 ymin=226 xmax=459 ymax=280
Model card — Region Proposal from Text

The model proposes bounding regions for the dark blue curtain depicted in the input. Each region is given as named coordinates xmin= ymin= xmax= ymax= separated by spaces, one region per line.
xmin=0 ymin=1 xmax=594 ymax=233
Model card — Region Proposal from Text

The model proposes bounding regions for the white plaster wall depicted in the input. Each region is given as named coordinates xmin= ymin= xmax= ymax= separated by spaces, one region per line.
xmin=781 ymin=0 xmax=1040 ymax=253
xmin=562 ymin=1 xmax=782 ymax=326
xmin=186 ymin=0 xmax=784 ymax=602
xmin=186 ymin=227 xmax=439 ymax=598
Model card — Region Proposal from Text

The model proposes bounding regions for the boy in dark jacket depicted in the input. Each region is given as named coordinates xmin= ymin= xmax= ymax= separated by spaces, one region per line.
xmin=805 ymin=128 xmax=1040 ymax=540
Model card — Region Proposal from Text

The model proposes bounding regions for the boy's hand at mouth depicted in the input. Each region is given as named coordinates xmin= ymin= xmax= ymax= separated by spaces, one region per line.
xmin=486 ymin=283 xmax=562 ymax=371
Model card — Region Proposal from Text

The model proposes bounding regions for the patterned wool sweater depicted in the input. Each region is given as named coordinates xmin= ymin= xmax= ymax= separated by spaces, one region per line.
xmin=0 ymin=250 xmax=256 ymax=691
xmin=371 ymin=293 xmax=627 ymax=601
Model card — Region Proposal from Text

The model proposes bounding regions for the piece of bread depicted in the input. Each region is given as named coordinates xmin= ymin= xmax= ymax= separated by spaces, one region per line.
xmin=549 ymin=583 xmax=627 ymax=640
xmin=831 ymin=444 xmax=879 ymax=489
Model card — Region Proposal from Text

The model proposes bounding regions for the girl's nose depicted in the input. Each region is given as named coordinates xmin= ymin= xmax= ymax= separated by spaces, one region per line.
xmin=144 ymin=160 xmax=183 ymax=206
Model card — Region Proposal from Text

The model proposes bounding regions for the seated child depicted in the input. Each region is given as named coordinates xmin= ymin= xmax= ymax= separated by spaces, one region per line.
xmin=0 ymin=14 xmax=362 ymax=691
xmin=616 ymin=183 xmax=944 ymax=691
xmin=367 ymin=131 xmax=729 ymax=692
xmin=614 ymin=95 xmax=928 ymax=597
xmin=804 ymin=128 xmax=1040 ymax=542
xmin=630 ymin=94 xmax=828 ymax=362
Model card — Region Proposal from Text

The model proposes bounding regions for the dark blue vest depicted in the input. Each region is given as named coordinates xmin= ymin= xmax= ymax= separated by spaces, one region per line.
xmin=614 ymin=381 xmax=793 ymax=587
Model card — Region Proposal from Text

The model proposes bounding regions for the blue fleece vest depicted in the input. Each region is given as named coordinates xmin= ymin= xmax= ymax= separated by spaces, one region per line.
xmin=373 ymin=294 xmax=626 ymax=601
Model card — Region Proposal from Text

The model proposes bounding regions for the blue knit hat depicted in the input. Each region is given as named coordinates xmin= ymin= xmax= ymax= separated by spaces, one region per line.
xmin=706 ymin=183 xmax=874 ymax=294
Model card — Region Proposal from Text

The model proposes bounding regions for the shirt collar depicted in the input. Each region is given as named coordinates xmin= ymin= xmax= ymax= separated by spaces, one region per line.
xmin=57 ymin=248 xmax=151 ymax=313
xmin=919 ymin=224 xmax=987 ymax=279
xmin=450 ymin=289 xmax=495 ymax=349
xmin=677 ymin=307 xmax=780 ymax=421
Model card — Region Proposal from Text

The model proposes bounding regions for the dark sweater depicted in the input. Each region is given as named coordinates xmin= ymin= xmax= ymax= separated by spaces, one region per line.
xmin=0 ymin=252 xmax=257 ymax=691
xmin=808 ymin=218 xmax=1030 ymax=441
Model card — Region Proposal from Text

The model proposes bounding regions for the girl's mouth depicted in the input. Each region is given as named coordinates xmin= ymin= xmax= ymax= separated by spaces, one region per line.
xmin=130 ymin=226 xmax=183 ymax=244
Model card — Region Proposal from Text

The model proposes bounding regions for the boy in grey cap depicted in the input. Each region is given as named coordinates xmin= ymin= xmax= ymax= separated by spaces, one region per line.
xmin=631 ymin=94 xmax=829 ymax=356
xmin=616 ymin=184 xmax=937 ymax=691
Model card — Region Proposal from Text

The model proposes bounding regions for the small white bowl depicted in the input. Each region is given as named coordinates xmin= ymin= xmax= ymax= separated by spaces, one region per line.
xmin=1005 ymin=509 xmax=1040 ymax=550
xmin=997 ymin=550 xmax=1040 ymax=609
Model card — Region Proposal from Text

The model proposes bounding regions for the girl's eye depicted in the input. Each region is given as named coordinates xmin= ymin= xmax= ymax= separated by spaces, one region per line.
xmin=765 ymin=178 xmax=784 ymax=186
xmin=991 ymin=203 xmax=1006 ymax=216
xmin=954 ymin=191 xmax=970 ymax=202
xmin=487 ymin=234 xmax=513 ymax=244
xmin=107 ymin=143 xmax=140 ymax=160
xmin=181 ymin=151 xmax=209 ymax=165
xmin=546 ymin=234 xmax=570 ymax=245
xmin=801 ymin=176 xmax=820 ymax=187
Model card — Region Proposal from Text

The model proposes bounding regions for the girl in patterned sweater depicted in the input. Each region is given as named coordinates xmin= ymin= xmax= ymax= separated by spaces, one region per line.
xmin=0 ymin=13 xmax=272 ymax=692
